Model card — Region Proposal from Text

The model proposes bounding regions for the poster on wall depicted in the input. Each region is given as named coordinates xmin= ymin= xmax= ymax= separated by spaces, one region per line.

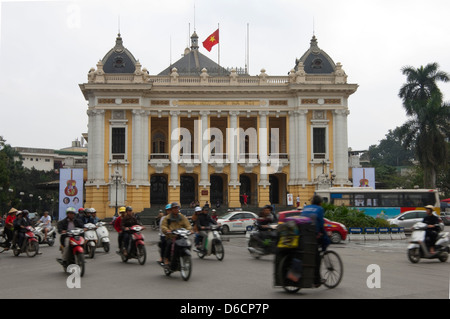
xmin=59 ymin=168 xmax=84 ymax=220
xmin=352 ymin=168 xmax=375 ymax=188
xmin=287 ymin=193 xmax=294 ymax=206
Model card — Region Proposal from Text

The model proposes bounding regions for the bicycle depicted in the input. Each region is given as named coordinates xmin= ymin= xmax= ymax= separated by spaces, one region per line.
xmin=275 ymin=249 xmax=343 ymax=293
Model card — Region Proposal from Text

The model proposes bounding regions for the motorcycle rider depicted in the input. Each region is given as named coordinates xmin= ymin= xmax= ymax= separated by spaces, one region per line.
xmin=38 ymin=211 xmax=52 ymax=242
xmin=301 ymin=195 xmax=330 ymax=287
xmin=81 ymin=208 xmax=95 ymax=224
xmin=195 ymin=206 xmax=217 ymax=251
xmin=423 ymin=205 xmax=440 ymax=254
xmin=158 ymin=204 xmax=171 ymax=265
xmin=13 ymin=211 xmax=28 ymax=249
xmin=4 ymin=208 xmax=17 ymax=249
xmin=114 ymin=206 xmax=126 ymax=253
xmin=160 ymin=202 xmax=192 ymax=268
xmin=57 ymin=207 xmax=84 ymax=266
xmin=120 ymin=206 xmax=142 ymax=256
xmin=90 ymin=208 xmax=100 ymax=223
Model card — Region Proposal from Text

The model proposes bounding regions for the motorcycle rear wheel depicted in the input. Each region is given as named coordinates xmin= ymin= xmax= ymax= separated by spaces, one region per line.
xmin=26 ymin=241 xmax=39 ymax=257
xmin=137 ymin=244 xmax=146 ymax=265
xmin=180 ymin=255 xmax=192 ymax=281
xmin=438 ymin=251 xmax=448 ymax=262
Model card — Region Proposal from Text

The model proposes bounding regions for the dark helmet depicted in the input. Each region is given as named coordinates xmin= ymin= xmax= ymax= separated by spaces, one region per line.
xmin=170 ymin=202 xmax=180 ymax=209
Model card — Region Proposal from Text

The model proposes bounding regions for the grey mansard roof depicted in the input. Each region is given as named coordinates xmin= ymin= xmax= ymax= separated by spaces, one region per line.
xmin=158 ymin=31 xmax=230 ymax=76
xmin=294 ymin=35 xmax=336 ymax=74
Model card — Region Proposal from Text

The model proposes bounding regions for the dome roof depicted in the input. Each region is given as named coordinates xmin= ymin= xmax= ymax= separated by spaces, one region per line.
xmin=294 ymin=35 xmax=336 ymax=74
xmin=101 ymin=34 xmax=137 ymax=74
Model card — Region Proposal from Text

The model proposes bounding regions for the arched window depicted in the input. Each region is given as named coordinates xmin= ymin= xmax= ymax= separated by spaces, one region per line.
xmin=152 ymin=131 xmax=166 ymax=154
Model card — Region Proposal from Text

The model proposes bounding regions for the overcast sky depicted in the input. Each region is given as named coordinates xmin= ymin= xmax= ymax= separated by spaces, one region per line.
xmin=1 ymin=0 xmax=450 ymax=152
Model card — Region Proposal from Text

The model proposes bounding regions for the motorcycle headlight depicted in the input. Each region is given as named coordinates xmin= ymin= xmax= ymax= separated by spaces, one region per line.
xmin=186 ymin=239 xmax=192 ymax=246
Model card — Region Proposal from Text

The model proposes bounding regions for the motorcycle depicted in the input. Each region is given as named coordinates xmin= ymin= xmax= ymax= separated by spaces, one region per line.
xmin=162 ymin=228 xmax=193 ymax=281
xmin=246 ymin=219 xmax=278 ymax=258
xmin=57 ymin=228 xmax=86 ymax=277
xmin=13 ymin=226 xmax=39 ymax=257
xmin=0 ymin=227 xmax=11 ymax=252
xmin=34 ymin=222 xmax=57 ymax=246
xmin=407 ymin=222 xmax=449 ymax=263
xmin=195 ymin=224 xmax=224 ymax=261
xmin=84 ymin=223 xmax=98 ymax=259
xmin=95 ymin=221 xmax=110 ymax=253
xmin=117 ymin=225 xmax=146 ymax=265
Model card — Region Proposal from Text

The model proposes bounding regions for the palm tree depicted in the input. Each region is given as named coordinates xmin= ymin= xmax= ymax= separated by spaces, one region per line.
xmin=397 ymin=90 xmax=450 ymax=188
xmin=399 ymin=62 xmax=449 ymax=107
xmin=398 ymin=63 xmax=450 ymax=188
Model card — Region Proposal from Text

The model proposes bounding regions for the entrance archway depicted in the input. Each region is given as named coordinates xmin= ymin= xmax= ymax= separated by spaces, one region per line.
xmin=240 ymin=174 xmax=256 ymax=205
xmin=180 ymin=175 xmax=196 ymax=205
xmin=210 ymin=174 xmax=225 ymax=206
xmin=269 ymin=175 xmax=279 ymax=204
xmin=150 ymin=174 xmax=167 ymax=205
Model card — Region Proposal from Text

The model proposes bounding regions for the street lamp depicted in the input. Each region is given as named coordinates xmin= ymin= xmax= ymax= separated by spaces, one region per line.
xmin=111 ymin=160 xmax=122 ymax=217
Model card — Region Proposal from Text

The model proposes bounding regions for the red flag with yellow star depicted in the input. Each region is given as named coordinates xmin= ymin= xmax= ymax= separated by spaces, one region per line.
xmin=202 ymin=29 xmax=219 ymax=52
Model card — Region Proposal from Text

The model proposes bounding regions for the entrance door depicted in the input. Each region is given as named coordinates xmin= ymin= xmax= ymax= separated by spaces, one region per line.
xmin=180 ymin=175 xmax=196 ymax=205
xmin=150 ymin=175 xmax=167 ymax=205
xmin=210 ymin=175 xmax=224 ymax=206
xmin=269 ymin=175 xmax=279 ymax=204
xmin=240 ymin=175 xmax=251 ymax=205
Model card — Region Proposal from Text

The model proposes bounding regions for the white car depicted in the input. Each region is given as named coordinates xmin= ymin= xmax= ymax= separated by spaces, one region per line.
xmin=217 ymin=211 xmax=258 ymax=234
xmin=387 ymin=210 xmax=444 ymax=232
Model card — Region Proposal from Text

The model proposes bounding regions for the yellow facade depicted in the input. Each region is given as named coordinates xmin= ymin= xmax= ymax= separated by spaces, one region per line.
xmin=80 ymin=34 xmax=358 ymax=219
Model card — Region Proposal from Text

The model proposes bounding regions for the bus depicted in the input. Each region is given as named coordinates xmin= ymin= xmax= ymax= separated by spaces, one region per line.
xmin=315 ymin=188 xmax=440 ymax=219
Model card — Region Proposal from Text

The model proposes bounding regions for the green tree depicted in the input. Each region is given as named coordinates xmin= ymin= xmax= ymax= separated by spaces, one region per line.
xmin=398 ymin=63 xmax=450 ymax=188
xmin=399 ymin=62 xmax=449 ymax=104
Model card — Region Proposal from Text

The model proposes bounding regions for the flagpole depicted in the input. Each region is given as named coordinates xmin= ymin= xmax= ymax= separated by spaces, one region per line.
xmin=218 ymin=23 xmax=220 ymax=75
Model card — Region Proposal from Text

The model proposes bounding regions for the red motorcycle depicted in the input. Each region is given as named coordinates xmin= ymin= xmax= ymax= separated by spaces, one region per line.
xmin=118 ymin=225 xmax=146 ymax=265
xmin=13 ymin=226 xmax=39 ymax=257
xmin=57 ymin=228 xmax=86 ymax=277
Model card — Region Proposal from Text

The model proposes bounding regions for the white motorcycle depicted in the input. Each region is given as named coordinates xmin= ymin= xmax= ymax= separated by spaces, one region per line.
xmin=407 ymin=222 xmax=449 ymax=263
xmin=196 ymin=224 xmax=224 ymax=261
xmin=34 ymin=222 xmax=57 ymax=246
xmin=84 ymin=223 xmax=98 ymax=259
xmin=95 ymin=221 xmax=110 ymax=253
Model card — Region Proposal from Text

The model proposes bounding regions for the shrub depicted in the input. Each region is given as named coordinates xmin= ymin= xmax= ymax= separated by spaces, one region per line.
xmin=323 ymin=202 xmax=388 ymax=229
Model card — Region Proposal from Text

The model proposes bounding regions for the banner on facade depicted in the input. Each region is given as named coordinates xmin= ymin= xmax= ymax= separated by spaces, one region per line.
xmin=352 ymin=167 xmax=375 ymax=188
xmin=59 ymin=168 xmax=84 ymax=220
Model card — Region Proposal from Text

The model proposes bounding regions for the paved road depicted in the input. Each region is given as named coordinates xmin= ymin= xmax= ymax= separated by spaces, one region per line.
xmin=0 ymin=226 xmax=449 ymax=300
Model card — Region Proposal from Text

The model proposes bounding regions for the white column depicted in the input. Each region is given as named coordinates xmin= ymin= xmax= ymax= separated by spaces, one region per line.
xmin=297 ymin=109 xmax=308 ymax=185
xmin=333 ymin=109 xmax=350 ymax=185
xmin=87 ymin=109 xmax=105 ymax=184
xmin=199 ymin=111 xmax=210 ymax=187
xmin=131 ymin=110 xmax=150 ymax=185
xmin=229 ymin=111 xmax=240 ymax=188
xmin=288 ymin=111 xmax=297 ymax=185
xmin=258 ymin=111 xmax=270 ymax=187
xmin=169 ymin=110 xmax=180 ymax=187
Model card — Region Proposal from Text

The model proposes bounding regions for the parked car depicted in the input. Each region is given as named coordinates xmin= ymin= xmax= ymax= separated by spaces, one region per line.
xmin=387 ymin=210 xmax=445 ymax=231
xmin=439 ymin=212 xmax=450 ymax=226
xmin=277 ymin=210 xmax=348 ymax=244
xmin=217 ymin=211 xmax=258 ymax=234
